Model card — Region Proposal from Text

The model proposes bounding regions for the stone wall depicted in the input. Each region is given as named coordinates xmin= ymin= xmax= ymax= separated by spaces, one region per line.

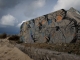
xmin=20 ymin=8 xmax=80 ymax=43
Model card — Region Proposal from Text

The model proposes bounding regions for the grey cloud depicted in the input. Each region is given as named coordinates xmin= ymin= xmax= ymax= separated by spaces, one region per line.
xmin=53 ymin=0 xmax=80 ymax=11
xmin=0 ymin=0 xmax=19 ymax=9
xmin=0 ymin=0 xmax=20 ymax=18
xmin=0 ymin=0 xmax=54 ymax=34
xmin=0 ymin=0 xmax=46 ymax=19
xmin=24 ymin=0 xmax=46 ymax=18
xmin=0 ymin=26 xmax=19 ymax=34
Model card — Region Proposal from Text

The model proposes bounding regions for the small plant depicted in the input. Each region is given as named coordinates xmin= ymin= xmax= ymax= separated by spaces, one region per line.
xmin=8 ymin=35 xmax=20 ymax=41
xmin=68 ymin=50 xmax=72 ymax=54
xmin=0 ymin=33 xmax=7 ymax=39
xmin=17 ymin=40 xmax=23 ymax=44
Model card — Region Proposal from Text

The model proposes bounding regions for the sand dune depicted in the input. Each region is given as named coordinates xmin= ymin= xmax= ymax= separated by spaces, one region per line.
xmin=0 ymin=39 xmax=33 ymax=60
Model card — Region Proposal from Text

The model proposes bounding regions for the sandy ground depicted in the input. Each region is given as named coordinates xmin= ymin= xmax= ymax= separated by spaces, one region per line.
xmin=0 ymin=39 xmax=33 ymax=60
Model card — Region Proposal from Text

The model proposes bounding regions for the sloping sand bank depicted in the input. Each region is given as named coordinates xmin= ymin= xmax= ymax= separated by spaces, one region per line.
xmin=0 ymin=39 xmax=33 ymax=60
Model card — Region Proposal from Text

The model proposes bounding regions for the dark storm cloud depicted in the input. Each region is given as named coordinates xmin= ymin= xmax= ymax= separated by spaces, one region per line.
xmin=0 ymin=0 xmax=27 ymax=34
xmin=0 ymin=0 xmax=18 ymax=9
xmin=0 ymin=26 xmax=19 ymax=34
xmin=0 ymin=0 xmax=17 ymax=18
xmin=0 ymin=0 xmax=47 ymax=20
xmin=0 ymin=0 xmax=57 ymax=34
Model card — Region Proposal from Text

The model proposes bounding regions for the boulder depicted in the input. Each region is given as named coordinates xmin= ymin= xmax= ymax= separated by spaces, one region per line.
xmin=20 ymin=7 xmax=80 ymax=43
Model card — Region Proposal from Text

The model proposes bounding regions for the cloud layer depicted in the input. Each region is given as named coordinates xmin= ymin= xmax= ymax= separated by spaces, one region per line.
xmin=0 ymin=14 xmax=16 ymax=26
xmin=1 ymin=0 xmax=80 ymax=34
xmin=0 ymin=0 xmax=48 ymax=34
xmin=53 ymin=0 xmax=80 ymax=11
xmin=25 ymin=0 xmax=46 ymax=18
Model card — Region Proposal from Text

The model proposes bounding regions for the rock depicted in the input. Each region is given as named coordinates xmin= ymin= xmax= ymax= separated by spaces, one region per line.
xmin=20 ymin=7 xmax=80 ymax=43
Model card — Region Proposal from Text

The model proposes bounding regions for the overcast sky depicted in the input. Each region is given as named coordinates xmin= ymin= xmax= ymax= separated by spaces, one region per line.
xmin=0 ymin=0 xmax=80 ymax=34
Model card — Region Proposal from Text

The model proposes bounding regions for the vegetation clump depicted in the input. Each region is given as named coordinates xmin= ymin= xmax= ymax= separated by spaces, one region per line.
xmin=0 ymin=33 xmax=7 ymax=39
xmin=8 ymin=35 xmax=20 ymax=41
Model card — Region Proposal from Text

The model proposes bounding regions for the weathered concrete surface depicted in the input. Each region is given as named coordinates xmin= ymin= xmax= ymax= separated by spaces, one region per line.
xmin=16 ymin=44 xmax=80 ymax=60
xmin=20 ymin=7 xmax=80 ymax=43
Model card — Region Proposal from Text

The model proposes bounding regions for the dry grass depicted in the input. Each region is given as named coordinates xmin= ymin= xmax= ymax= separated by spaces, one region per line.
xmin=22 ymin=41 xmax=80 ymax=55
xmin=8 ymin=35 xmax=80 ymax=55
